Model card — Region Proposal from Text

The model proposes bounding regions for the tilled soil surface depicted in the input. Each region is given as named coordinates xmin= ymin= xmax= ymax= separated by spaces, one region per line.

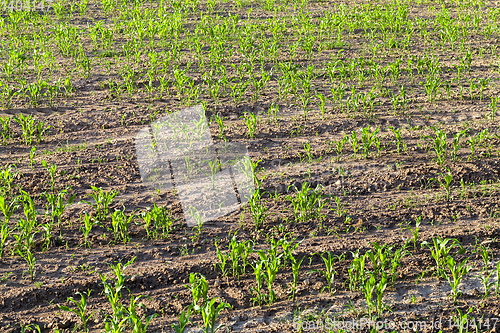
xmin=1 ymin=0 xmax=500 ymax=332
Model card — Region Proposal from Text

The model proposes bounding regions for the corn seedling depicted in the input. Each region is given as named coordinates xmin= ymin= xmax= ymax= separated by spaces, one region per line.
xmin=366 ymin=242 xmax=391 ymax=280
xmin=451 ymin=308 xmax=475 ymax=333
xmin=331 ymin=196 xmax=347 ymax=217
xmin=286 ymin=182 xmax=327 ymax=223
xmin=0 ymin=195 xmax=17 ymax=258
xmin=349 ymin=130 xmax=360 ymax=156
xmin=215 ymin=239 xmax=230 ymax=277
xmin=44 ymin=187 xmax=76 ymax=244
xmin=13 ymin=113 xmax=36 ymax=145
xmin=184 ymin=273 xmax=208 ymax=313
xmin=363 ymin=271 xmax=388 ymax=319
xmin=227 ymin=232 xmax=245 ymax=278
xmin=348 ymin=249 xmax=367 ymax=292
xmin=389 ymin=126 xmax=403 ymax=154
xmin=99 ymin=256 xmax=136 ymax=320
xmin=188 ymin=209 xmax=204 ymax=243
xmin=360 ymin=126 xmax=380 ymax=159
xmin=58 ymin=289 xmax=96 ymax=331
xmin=200 ymin=298 xmax=231 ymax=333
xmin=452 ymin=130 xmax=467 ymax=161
xmin=150 ymin=203 xmax=175 ymax=239
xmin=476 ymin=269 xmax=495 ymax=299
xmin=0 ymin=117 xmax=12 ymax=144
xmin=247 ymin=187 xmax=268 ymax=230
xmin=41 ymin=160 xmax=63 ymax=194
xmin=335 ymin=134 xmax=348 ymax=158
xmin=80 ymin=213 xmax=94 ymax=249
xmin=258 ymin=249 xmax=281 ymax=306
xmin=488 ymin=96 xmax=500 ymax=120
xmin=308 ymin=252 xmax=337 ymax=295
xmin=14 ymin=190 xmax=38 ymax=252
xmin=214 ymin=113 xmax=227 ymax=141
xmin=29 ymin=146 xmax=36 ymax=169
xmin=85 ymin=186 xmax=118 ymax=222
xmin=289 ymin=253 xmax=304 ymax=300
xmin=16 ymin=245 xmax=36 ymax=281
xmin=242 ymin=112 xmax=258 ymax=139
xmin=172 ymin=307 xmax=192 ymax=333
xmin=389 ymin=243 xmax=409 ymax=288
xmin=444 ymin=256 xmax=472 ymax=302
xmin=422 ymin=237 xmax=462 ymax=280
xmin=408 ymin=216 xmax=422 ymax=251
xmin=494 ymin=261 xmax=500 ymax=297
xmin=426 ymin=127 xmax=447 ymax=165
xmin=432 ymin=169 xmax=453 ymax=201
xmin=110 ymin=209 xmax=135 ymax=244
xmin=123 ymin=294 xmax=157 ymax=333
xmin=250 ymin=260 xmax=265 ymax=306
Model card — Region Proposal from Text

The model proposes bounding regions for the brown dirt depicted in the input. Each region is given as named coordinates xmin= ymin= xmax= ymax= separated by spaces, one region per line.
xmin=1 ymin=0 xmax=500 ymax=332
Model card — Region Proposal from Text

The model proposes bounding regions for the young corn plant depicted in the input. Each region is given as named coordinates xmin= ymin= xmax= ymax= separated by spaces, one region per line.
xmin=184 ymin=273 xmax=208 ymax=313
xmin=389 ymin=243 xmax=409 ymax=288
xmin=110 ymin=209 xmax=135 ymax=244
xmin=99 ymin=257 xmax=136 ymax=322
xmin=41 ymin=160 xmax=63 ymax=194
xmin=408 ymin=216 xmax=422 ymax=251
xmin=172 ymin=307 xmax=191 ymax=333
xmin=247 ymin=187 xmax=268 ymax=230
xmin=0 ymin=117 xmax=12 ymax=144
xmin=214 ymin=113 xmax=227 ymax=141
xmin=250 ymin=261 xmax=266 ymax=306
xmin=349 ymin=130 xmax=360 ymax=156
xmin=43 ymin=187 xmax=76 ymax=245
xmin=426 ymin=127 xmax=447 ymax=165
xmin=227 ymin=232 xmax=250 ymax=279
xmin=58 ymin=289 xmax=96 ymax=332
xmin=444 ymin=256 xmax=472 ymax=303
xmin=240 ymin=240 xmax=254 ymax=276
xmin=488 ymin=95 xmax=500 ymax=120
xmin=14 ymin=191 xmax=38 ymax=252
xmin=13 ymin=113 xmax=36 ymax=145
xmin=360 ymin=126 xmax=380 ymax=159
xmin=432 ymin=169 xmax=453 ymax=201
xmin=363 ymin=271 xmax=388 ymax=320
xmin=494 ymin=262 xmax=500 ymax=297
xmin=80 ymin=213 xmax=94 ymax=249
xmin=348 ymin=250 xmax=367 ymax=292
xmin=200 ymin=298 xmax=231 ymax=333
xmin=308 ymin=252 xmax=337 ymax=295
xmin=153 ymin=203 xmax=175 ymax=239
xmin=215 ymin=240 xmax=230 ymax=277
xmin=289 ymin=253 xmax=304 ymax=300
xmin=334 ymin=134 xmax=348 ymax=159
xmin=389 ymin=126 xmax=403 ymax=154
xmin=365 ymin=242 xmax=391 ymax=280
xmin=140 ymin=209 xmax=156 ymax=240
xmin=421 ymin=237 xmax=463 ymax=280
xmin=123 ymin=294 xmax=157 ymax=333
xmin=85 ymin=186 xmax=118 ymax=222
xmin=0 ymin=195 xmax=17 ymax=258
xmin=241 ymin=112 xmax=258 ymax=139
xmin=16 ymin=245 xmax=36 ymax=281
xmin=451 ymin=130 xmax=467 ymax=161
xmin=331 ymin=196 xmax=347 ymax=217
xmin=258 ymin=249 xmax=281 ymax=307
xmin=286 ymin=182 xmax=328 ymax=223
xmin=476 ymin=268 xmax=495 ymax=299
xmin=451 ymin=308 xmax=475 ymax=333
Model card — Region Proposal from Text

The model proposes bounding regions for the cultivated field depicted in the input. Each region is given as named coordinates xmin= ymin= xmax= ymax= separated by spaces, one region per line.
xmin=1 ymin=0 xmax=500 ymax=332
